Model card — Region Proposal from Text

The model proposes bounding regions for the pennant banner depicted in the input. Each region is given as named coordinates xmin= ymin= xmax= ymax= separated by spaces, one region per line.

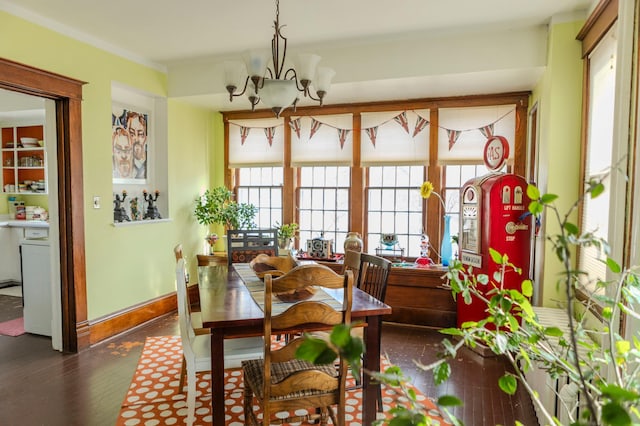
xmin=337 ymin=128 xmax=351 ymax=150
xmin=413 ymin=117 xmax=430 ymax=138
xmin=393 ymin=112 xmax=410 ymax=134
xmin=365 ymin=127 xmax=378 ymax=147
xmin=240 ymin=126 xmax=251 ymax=145
xmin=447 ymin=129 xmax=462 ymax=150
xmin=264 ymin=127 xmax=276 ymax=146
xmin=309 ymin=118 xmax=323 ymax=140
xmin=289 ymin=118 xmax=301 ymax=139
xmin=479 ymin=124 xmax=494 ymax=139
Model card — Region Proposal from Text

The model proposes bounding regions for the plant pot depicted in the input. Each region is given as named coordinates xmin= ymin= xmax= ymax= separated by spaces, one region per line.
xmin=278 ymin=237 xmax=293 ymax=251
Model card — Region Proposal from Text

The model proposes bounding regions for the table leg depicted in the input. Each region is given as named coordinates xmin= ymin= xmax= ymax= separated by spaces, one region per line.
xmin=211 ymin=330 xmax=225 ymax=425
xmin=363 ymin=315 xmax=381 ymax=425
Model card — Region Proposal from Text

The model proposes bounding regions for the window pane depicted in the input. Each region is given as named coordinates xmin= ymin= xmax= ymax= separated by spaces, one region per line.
xmin=369 ymin=167 xmax=383 ymax=186
xmin=369 ymin=189 xmax=382 ymax=211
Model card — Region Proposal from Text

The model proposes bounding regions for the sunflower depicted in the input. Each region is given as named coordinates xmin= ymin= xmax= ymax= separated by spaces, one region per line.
xmin=419 ymin=181 xmax=446 ymax=211
xmin=420 ymin=181 xmax=434 ymax=199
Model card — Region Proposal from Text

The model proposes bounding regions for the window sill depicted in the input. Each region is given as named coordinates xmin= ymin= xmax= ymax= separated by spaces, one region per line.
xmin=112 ymin=218 xmax=172 ymax=227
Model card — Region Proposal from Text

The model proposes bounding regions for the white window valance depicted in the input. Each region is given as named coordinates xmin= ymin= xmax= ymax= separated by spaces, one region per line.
xmin=228 ymin=117 xmax=284 ymax=167
xmin=437 ymin=105 xmax=516 ymax=164
xmin=360 ymin=110 xmax=430 ymax=166
xmin=290 ymin=114 xmax=353 ymax=166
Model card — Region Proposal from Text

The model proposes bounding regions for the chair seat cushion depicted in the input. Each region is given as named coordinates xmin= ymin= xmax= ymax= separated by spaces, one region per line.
xmin=242 ymin=358 xmax=337 ymax=399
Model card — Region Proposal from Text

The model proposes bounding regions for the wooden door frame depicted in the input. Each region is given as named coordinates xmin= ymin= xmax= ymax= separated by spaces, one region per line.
xmin=0 ymin=58 xmax=87 ymax=352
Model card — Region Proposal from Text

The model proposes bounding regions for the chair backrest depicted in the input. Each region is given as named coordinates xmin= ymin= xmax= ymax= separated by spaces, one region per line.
xmin=174 ymin=244 xmax=196 ymax=315
xmin=174 ymin=244 xmax=183 ymax=261
xmin=175 ymin=259 xmax=196 ymax=356
xmin=262 ymin=264 xmax=353 ymax=405
xmin=342 ymin=250 xmax=361 ymax=283
xmin=357 ymin=253 xmax=392 ymax=302
xmin=227 ymin=229 xmax=278 ymax=265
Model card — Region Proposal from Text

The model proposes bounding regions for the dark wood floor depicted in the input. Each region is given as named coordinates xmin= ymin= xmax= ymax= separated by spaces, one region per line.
xmin=0 ymin=309 xmax=537 ymax=425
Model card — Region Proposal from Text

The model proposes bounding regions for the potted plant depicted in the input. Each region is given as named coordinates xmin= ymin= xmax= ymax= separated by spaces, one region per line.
xmin=194 ymin=186 xmax=258 ymax=252
xmin=274 ymin=221 xmax=298 ymax=251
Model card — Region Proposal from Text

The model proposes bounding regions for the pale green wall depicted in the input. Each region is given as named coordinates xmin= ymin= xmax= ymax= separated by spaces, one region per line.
xmin=0 ymin=11 xmax=216 ymax=319
xmin=530 ymin=19 xmax=585 ymax=306
xmin=206 ymin=113 xmax=228 ymax=252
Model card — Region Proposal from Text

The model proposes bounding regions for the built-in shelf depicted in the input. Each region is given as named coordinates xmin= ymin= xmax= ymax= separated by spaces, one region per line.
xmin=1 ymin=125 xmax=47 ymax=195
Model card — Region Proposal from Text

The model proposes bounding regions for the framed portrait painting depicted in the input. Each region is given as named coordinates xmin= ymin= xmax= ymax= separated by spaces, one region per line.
xmin=112 ymin=104 xmax=150 ymax=184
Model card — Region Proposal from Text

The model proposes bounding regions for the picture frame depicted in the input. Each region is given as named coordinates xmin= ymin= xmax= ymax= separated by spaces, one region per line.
xmin=111 ymin=103 xmax=151 ymax=185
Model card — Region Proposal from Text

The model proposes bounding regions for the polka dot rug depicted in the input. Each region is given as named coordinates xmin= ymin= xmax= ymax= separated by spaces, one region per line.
xmin=116 ymin=336 xmax=449 ymax=425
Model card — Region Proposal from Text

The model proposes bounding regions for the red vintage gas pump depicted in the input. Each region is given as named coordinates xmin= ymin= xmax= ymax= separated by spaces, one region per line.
xmin=456 ymin=136 xmax=533 ymax=327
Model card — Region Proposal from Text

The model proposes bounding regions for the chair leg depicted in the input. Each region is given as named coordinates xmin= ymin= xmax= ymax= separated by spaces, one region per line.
xmin=243 ymin=386 xmax=254 ymax=425
xmin=320 ymin=407 xmax=329 ymax=425
xmin=186 ymin=366 xmax=196 ymax=426
xmin=178 ymin=357 xmax=186 ymax=393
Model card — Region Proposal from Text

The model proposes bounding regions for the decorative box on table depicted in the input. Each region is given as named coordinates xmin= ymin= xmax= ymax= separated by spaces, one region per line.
xmin=306 ymin=232 xmax=333 ymax=259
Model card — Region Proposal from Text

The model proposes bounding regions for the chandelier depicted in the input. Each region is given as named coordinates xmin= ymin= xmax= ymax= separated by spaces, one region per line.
xmin=223 ymin=0 xmax=335 ymax=118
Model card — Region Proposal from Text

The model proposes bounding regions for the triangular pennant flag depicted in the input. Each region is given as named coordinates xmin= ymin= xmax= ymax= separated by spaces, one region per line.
xmin=240 ymin=126 xmax=251 ymax=145
xmin=264 ymin=126 xmax=276 ymax=146
xmin=365 ymin=127 xmax=378 ymax=147
xmin=289 ymin=118 xmax=301 ymax=139
xmin=393 ymin=112 xmax=410 ymax=134
xmin=309 ymin=118 xmax=323 ymax=140
xmin=412 ymin=117 xmax=430 ymax=137
xmin=479 ymin=124 xmax=494 ymax=139
xmin=337 ymin=128 xmax=351 ymax=150
xmin=447 ymin=129 xmax=462 ymax=150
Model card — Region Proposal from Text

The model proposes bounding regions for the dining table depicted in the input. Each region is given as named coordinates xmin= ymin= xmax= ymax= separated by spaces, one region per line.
xmin=198 ymin=262 xmax=392 ymax=425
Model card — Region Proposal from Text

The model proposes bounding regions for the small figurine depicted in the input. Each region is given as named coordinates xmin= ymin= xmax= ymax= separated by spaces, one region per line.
xmin=414 ymin=234 xmax=434 ymax=267
xmin=129 ymin=196 xmax=140 ymax=221
xmin=143 ymin=189 xmax=162 ymax=220
xmin=113 ymin=190 xmax=130 ymax=222
xmin=205 ymin=233 xmax=218 ymax=255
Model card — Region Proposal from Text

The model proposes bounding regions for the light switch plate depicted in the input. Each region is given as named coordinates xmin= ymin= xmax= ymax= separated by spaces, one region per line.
xmin=93 ymin=196 xmax=100 ymax=209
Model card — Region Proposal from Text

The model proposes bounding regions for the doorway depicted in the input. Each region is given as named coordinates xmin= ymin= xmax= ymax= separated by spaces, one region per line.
xmin=0 ymin=57 xmax=86 ymax=352
xmin=0 ymin=90 xmax=62 ymax=348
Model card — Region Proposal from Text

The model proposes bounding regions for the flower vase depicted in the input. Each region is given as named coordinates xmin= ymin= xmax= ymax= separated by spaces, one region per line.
xmin=278 ymin=237 xmax=293 ymax=256
xmin=440 ymin=215 xmax=453 ymax=266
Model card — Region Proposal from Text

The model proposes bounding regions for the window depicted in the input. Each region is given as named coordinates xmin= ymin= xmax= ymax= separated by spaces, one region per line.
xmin=298 ymin=166 xmax=350 ymax=251
xmin=444 ymin=164 xmax=500 ymax=257
xmin=367 ymin=166 xmax=424 ymax=257
xmin=236 ymin=167 xmax=283 ymax=229
xmin=223 ymin=93 xmax=528 ymax=260
xmin=579 ymin=24 xmax=618 ymax=297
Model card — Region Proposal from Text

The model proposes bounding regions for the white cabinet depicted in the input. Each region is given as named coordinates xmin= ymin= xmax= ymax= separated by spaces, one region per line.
xmin=21 ymin=241 xmax=52 ymax=336
xmin=0 ymin=226 xmax=21 ymax=283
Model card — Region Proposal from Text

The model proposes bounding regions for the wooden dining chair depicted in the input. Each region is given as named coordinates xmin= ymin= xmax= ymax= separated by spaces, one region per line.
xmin=354 ymin=252 xmax=391 ymax=411
xmin=342 ymin=250 xmax=361 ymax=283
xmin=242 ymin=264 xmax=354 ymax=425
xmin=357 ymin=252 xmax=392 ymax=303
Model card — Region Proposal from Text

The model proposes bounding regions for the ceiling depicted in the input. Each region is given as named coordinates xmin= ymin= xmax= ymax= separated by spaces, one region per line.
xmin=1 ymin=0 xmax=593 ymax=111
